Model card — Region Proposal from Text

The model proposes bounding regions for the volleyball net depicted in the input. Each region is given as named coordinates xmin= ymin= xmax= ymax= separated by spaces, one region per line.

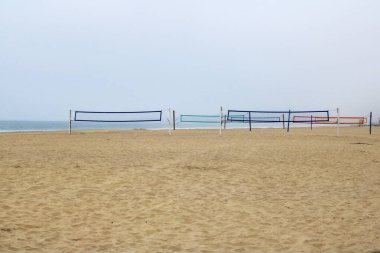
xmin=177 ymin=106 xmax=232 ymax=134
xmin=227 ymin=109 xmax=330 ymax=131
xmin=227 ymin=110 xmax=330 ymax=123
xmin=73 ymin=110 xmax=162 ymax=122
xmin=180 ymin=114 xmax=222 ymax=124
xmin=179 ymin=114 xmax=252 ymax=124
xmin=293 ymin=116 xmax=367 ymax=125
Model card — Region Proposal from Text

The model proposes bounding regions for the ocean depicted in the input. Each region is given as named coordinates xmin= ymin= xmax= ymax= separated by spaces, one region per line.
xmin=0 ymin=120 xmax=165 ymax=132
xmin=0 ymin=120 xmax=283 ymax=133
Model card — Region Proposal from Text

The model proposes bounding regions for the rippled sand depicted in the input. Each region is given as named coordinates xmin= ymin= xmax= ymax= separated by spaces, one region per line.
xmin=0 ymin=127 xmax=379 ymax=252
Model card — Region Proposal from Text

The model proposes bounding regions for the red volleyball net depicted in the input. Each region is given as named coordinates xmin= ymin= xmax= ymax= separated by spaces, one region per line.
xmin=293 ymin=116 xmax=367 ymax=125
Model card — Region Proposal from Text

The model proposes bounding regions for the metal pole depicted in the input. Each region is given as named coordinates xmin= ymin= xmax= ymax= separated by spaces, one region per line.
xmin=168 ymin=108 xmax=172 ymax=135
xmin=173 ymin=110 xmax=176 ymax=130
xmin=69 ymin=109 xmax=72 ymax=134
xmin=311 ymin=115 xmax=313 ymax=130
xmin=370 ymin=112 xmax=372 ymax=135
xmin=282 ymin=114 xmax=285 ymax=129
xmin=220 ymin=106 xmax=223 ymax=135
xmin=287 ymin=110 xmax=291 ymax=132
xmin=249 ymin=112 xmax=252 ymax=132
xmin=337 ymin=108 xmax=340 ymax=137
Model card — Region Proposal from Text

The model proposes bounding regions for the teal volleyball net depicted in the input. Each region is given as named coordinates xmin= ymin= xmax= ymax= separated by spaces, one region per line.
xmin=180 ymin=114 xmax=222 ymax=123
xmin=179 ymin=114 xmax=247 ymax=124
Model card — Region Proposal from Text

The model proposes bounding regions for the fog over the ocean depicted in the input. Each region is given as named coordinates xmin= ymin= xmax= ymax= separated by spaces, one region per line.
xmin=1 ymin=0 xmax=379 ymax=121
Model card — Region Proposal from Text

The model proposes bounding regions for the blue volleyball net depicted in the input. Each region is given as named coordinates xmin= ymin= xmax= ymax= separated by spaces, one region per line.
xmin=227 ymin=109 xmax=330 ymax=131
xmin=74 ymin=110 xmax=162 ymax=123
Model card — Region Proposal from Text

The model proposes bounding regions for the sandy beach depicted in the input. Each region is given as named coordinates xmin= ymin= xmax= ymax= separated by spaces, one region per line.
xmin=0 ymin=127 xmax=379 ymax=253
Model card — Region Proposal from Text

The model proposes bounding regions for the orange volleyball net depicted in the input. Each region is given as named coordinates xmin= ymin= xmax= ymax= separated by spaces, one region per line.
xmin=293 ymin=116 xmax=367 ymax=125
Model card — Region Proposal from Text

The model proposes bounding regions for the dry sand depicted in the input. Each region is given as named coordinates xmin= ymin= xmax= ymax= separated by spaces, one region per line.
xmin=0 ymin=127 xmax=379 ymax=253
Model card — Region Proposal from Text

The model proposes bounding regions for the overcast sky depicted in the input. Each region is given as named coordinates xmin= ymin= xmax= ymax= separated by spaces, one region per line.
xmin=1 ymin=0 xmax=379 ymax=120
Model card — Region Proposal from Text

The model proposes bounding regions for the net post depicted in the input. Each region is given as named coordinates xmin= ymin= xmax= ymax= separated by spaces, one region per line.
xmin=168 ymin=109 xmax=172 ymax=135
xmin=173 ymin=110 xmax=176 ymax=130
xmin=369 ymin=112 xmax=372 ymax=135
xmin=69 ymin=109 xmax=72 ymax=134
xmin=311 ymin=115 xmax=313 ymax=130
xmin=287 ymin=110 xmax=291 ymax=132
xmin=282 ymin=114 xmax=285 ymax=129
xmin=220 ymin=106 xmax=223 ymax=135
xmin=249 ymin=112 xmax=252 ymax=131
xmin=224 ymin=115 xmax=227 ymax=129
xmin=337 ymin=108 xmax=340 ymax=137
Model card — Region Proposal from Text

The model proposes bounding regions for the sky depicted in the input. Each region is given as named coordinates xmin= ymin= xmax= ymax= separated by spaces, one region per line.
xmin=0 ymin=0 xmax=379 ymax=121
